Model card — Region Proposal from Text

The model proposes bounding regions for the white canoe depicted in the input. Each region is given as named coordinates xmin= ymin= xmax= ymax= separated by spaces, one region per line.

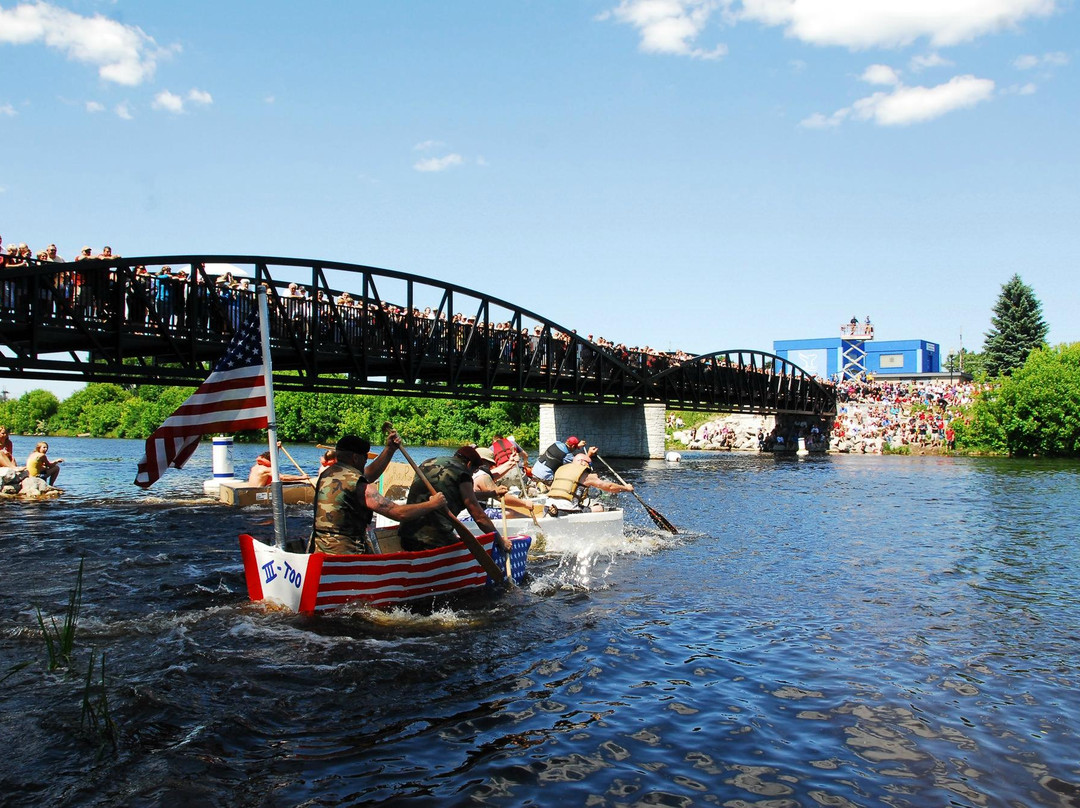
xmin=465 ymin=507 xmax=625 ymax=555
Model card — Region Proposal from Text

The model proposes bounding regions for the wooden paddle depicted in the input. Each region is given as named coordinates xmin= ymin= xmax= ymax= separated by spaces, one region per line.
xmin=594 ymin=453 xmax=678 ymax=534
xmin=383 ymin=422 xmax=512 ymax=588
xmin=278 ymin=444 xmax=316 ymax=487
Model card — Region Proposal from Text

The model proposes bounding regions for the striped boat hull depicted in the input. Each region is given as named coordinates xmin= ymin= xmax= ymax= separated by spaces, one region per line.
xmin=240 ymin=533 xmax=530 ymax=614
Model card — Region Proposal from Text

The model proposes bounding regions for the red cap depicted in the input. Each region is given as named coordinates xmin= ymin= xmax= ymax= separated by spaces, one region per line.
xmin=566 ymin=436 xmax=581 ymax=447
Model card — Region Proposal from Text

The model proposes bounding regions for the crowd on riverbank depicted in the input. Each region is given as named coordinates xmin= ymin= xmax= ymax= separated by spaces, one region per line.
xmin=670 ymin=377 xmax=986 ymax=454
xmin=831 ymin=378 xmax=984 ymax=453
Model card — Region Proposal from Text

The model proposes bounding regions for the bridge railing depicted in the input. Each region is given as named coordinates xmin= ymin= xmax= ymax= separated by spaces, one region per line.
xmin=0 ymin=255 xmax=835 ymax=414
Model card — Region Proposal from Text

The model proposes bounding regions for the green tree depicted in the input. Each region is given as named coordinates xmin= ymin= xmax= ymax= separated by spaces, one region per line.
xmin=982 ymin=274 xmax=1049 ymax=378
xmin=51 ymin=384 xmax=133 ymax=435
xmin=960 ymin=343 xmax=1080 ymax=456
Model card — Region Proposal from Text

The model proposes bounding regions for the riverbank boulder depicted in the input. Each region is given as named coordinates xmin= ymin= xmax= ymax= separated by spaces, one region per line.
xmin=0 ymin=467 xmax=61 ymax=499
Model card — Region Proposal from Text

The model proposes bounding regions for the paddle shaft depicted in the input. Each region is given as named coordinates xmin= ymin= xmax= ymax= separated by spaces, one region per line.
xmin=387 ymin=430 xmax=511 ymax=586
xmin=278 ymin=444 xmax=316 ymax=487
xmin=594 ymin=453 xmax=678 ymax=534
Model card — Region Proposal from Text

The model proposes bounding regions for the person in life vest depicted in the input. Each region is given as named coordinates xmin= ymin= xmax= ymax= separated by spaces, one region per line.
xmin=546 ymin=452 xmax=633 ymax=515
xmin=530 ymin=436 xmax=588 ymax=485
xmin=491 ymin=435 xmax=529 ymax=491
xmin=399 ymin=445 xmax=508 ymax=552
xmin=311 ymin=433 xmax=446 ymax=555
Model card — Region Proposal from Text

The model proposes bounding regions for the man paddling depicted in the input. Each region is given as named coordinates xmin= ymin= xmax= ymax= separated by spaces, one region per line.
xmin=546 ymin=451 xmax=633 ymax=515
xmin=311 ymin=433 xmax=446 ymax=555
xmin=530 ymin=435 xmax=589 ymax=486
xmin=398 ymin=446 xmax=508 ymax=552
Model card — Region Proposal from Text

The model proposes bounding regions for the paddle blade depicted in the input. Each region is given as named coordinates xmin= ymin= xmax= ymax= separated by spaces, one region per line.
xmin=645 ymin=504 xmax=678 ymax=534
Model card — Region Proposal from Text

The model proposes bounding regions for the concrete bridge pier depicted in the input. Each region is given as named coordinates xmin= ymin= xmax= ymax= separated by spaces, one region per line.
xmin=539 ymin=403 xmax=666 ymax=459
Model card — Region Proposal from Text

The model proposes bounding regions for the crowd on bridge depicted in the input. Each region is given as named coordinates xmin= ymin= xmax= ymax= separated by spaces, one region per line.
xmin=1 ymin=236 xmax=801 ymax=387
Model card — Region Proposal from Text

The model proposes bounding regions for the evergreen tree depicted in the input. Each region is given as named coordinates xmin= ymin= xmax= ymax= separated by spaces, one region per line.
xmin=982 ymin=274 xmax=1048 ymax=377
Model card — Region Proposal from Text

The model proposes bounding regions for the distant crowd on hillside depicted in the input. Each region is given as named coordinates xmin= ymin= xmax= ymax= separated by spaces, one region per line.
xmin=669 ymin=377 xmax=986 ymax=454
xmin=831 ymin=378 xmax=984 ymax=453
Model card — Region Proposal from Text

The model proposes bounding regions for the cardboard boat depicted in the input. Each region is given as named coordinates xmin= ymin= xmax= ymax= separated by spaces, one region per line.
xmin=218 ymin=478 xmax=315 ymax=507
xmin=240 ymin=532 xmax=531 ymax=614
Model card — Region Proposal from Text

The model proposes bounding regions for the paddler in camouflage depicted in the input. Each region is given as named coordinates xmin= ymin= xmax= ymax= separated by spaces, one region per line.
xmin=311 ymin=433 xmax=446 ymax=555
xmin=398 ymin=446 xmax=508 ymax=552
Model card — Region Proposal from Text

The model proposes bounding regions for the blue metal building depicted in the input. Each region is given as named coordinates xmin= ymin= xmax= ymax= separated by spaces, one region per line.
xmin=774 ymin=332 xmax=940 ymax=380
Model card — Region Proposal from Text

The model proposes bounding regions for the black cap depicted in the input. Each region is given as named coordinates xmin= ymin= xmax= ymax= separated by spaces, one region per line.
xmin=335 ymin=435 xmax=371 ymax=457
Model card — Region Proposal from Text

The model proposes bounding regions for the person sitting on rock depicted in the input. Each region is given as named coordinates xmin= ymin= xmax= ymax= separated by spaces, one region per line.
xmin=26 ymin=441 xmax=63 ymax=485
xmin=0 ymin=425 xmax=16 ymax=469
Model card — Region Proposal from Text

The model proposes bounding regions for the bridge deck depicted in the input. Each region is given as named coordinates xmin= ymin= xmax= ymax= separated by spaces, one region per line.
xmin=0 ymin=255 xmax=836 ymax=415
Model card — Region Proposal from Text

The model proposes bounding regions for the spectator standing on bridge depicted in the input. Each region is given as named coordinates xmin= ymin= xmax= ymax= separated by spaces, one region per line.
xmin=398 ymin=446 xmax=508 ymax=553
xmin=311 ymin=433 xmax=447 ymax=555
xmin=531 ymin=436 xmax=591 ymax=486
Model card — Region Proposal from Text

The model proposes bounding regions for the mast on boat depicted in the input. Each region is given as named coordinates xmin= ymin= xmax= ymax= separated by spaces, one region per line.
xmin=257 ymin=286 xmax=288 ymax=549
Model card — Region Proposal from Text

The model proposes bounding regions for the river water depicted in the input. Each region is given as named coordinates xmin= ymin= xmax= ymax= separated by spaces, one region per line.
xmin=2 ymin=437 xmax=1079 ymax=807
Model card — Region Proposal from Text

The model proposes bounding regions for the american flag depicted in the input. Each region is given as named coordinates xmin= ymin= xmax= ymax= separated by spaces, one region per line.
xmin=135 ymin=312 xmax=269 ymax=488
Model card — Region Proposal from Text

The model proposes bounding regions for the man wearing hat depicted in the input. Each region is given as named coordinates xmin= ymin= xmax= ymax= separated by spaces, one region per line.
xmin=398 ymin=446 xmax=506 ymax=552
xmin=311 ymin=432 xmax=447 ymax=555
xmin=530 ymin=436 xmax=593 ymax=486
xmin=472 ymin=447 xmax=538 ymax=520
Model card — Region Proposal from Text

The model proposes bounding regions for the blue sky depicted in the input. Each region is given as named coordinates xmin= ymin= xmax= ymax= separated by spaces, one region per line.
xmin=2 ymin=0 xmax=1077 ymax=400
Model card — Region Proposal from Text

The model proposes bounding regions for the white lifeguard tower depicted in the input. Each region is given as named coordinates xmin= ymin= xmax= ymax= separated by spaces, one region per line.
xmin=840 ymin=317 xmax=874 ymax=381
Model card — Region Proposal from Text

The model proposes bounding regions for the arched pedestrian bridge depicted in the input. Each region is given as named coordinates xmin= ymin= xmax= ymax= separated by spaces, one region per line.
xmin=0 ymin=255 xmax=835 ymax=454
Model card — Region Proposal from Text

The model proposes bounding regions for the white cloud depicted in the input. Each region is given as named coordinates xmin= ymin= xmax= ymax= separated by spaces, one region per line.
xmin=910 ymin=52 xmax=953 ymax=71
xmin=0 ymin=102 xmax=17 ymax=116
xmin=0 ymin=1 xmax=175 ymax=86
xmin=601 ymin=0 xmax=728 ymax=59
xmin=602 ymin=1 xmax=1058 ymax=63
xmin=861 ymin=64 xmax=900 ymax=85
xmin=115 ymin=102 xmax=133 ymax=120
xmin=152 ymin=89 xmax=184 ymax=113
xmin=414 ymin=154 xmax=465 ymax=172
xmin=731 ymin=0 xmax=1057 ymax=49
xmin=264 ymin=94 xmax=276 ymax=104
xmin=1001 ymin=81 xmax=1039 ymax=94
xmin=413 ymin=140 xmax=445 ymax=151
xmin=1014 ymin=51 xmax=1069 ymax=69
xmin=150 ymin=88 xmax=212 ymax=113
xmin=799 ymin=110 xmax=847 ymax=128
xmin=85 ymin=100 xmax=105 ymax=113
xmin=804 ymin=74 xmax=995 ymax=127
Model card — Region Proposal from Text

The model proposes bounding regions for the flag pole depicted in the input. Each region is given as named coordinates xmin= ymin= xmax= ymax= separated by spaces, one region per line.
xmin=257 ymin=286 xmax=287 ymax=549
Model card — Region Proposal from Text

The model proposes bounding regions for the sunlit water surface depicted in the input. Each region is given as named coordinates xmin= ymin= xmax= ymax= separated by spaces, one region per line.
xmin=2 ymin=438 xmax=1079 ymax=807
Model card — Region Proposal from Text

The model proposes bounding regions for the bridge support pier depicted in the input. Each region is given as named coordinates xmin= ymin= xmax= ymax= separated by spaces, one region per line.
xmin=539 ymin=403 xmax=666 ymax=459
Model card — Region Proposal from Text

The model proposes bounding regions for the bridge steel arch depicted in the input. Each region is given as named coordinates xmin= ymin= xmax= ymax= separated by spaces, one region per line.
xmin=648 ymin=349 xmax=834 ymax=415
xmin=0 ymin=254 xmax=835 ymax=416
